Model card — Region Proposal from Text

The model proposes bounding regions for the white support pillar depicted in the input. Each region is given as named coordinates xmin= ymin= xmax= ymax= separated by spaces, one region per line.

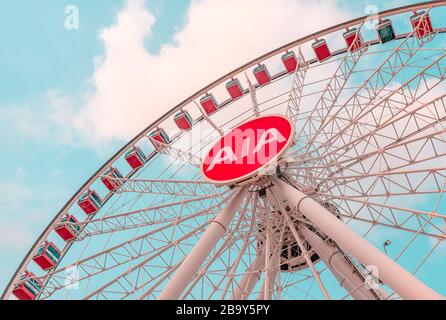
xmin=157 ymin=186 xmax=248 ymax=300
xmin=267 ymin=188 xmax=332 ymax=300
xmin=257 ymin=252 xmax=279 ymax=300
xmin=299 ymin=225 xmax=380 ymax=300
xmin=232 ymin=252 xmax=265 ymax=300
xmin=271 ymin=177 xmax=444 ymax=300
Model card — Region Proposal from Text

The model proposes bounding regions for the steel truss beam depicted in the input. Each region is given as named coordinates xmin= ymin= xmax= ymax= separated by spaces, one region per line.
xmin=285 ymin=25 xmax=370 ymax=189
xmin=217 ymin=194 xmax=258 ymax=300
xmin=285 ymin=93 xmax=446 ymax=229
xmin=287 ymin=129 xmax=446 ymax=180
xmin=255 ymin=196 xmax=285 ymax=300
xmin=266 ymin=188 xmax=332 ymax=299
xmin=287 ymin=92 xmax=446 ymax=182
xmin=294 ymin=25 xmax=369 ymax=149
xmin=83 ymin=221 xmax=213 ymax=300
xmin=311 ymin=53 xmax=446 ymax=177
xmin=148 ymin=136 xmax=202 ymax=168
xmin=317 ymin=194 xmax=446 ymax=240
xmin=286 ymin=47 xmax=308 ymax=123
xmin=86 ymin=224 xmax=255 ymax=300
xmin=270 ymin=176 xmax=444 ymax=300
xmin=179 ymin=192 xmax=253 ymax=299
xmin=34 ymin=191 xmax=236 ymax=299
xmin=291 ymin=9 xmax=437 ymax=160
xmin=157 ymin=186 xmax=248 ymax=299
xmin=298 ymin=225 xmax=387 ymax=300
xmin=245 ymin=70 xmax=260 ymax=117
xmin=73 ymin=191 xmax=229 ymax=239
xmin=231 ymin=251 xmax=265 ymax=300
xmin=105 ymin=177 xmax=221 ymax=196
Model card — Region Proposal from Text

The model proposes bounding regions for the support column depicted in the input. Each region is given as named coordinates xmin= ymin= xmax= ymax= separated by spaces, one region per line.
xmin=271 ymin=177 xmax=443 ymax=300
xmin=232 ymin=252 xmax=265 ymax=300
xmin=299 ymin=225 xmax=381 ymax=300
xmin=158 ymin=186 xmax=248 ymax=300
xmin=257 ymin=252 xmax=279 ymax=300
xmin=267 ymin=188 xmax=332 ymax=300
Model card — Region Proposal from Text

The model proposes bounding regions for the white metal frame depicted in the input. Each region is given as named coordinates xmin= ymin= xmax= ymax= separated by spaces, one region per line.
xmin=4 ymin=1 xmax=446 ymax=301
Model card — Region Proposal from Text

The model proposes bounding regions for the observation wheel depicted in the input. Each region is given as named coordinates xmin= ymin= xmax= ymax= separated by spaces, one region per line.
xmin=4 ymin=1 xmax=446 ymax=300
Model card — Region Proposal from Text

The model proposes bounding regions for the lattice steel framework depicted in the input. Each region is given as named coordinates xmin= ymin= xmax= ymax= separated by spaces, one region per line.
xmin=3 ymin=1 xmax=446 ymax=301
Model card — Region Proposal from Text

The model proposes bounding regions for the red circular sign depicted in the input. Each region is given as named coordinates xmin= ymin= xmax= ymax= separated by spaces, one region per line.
xmin=201 ymin=115 xmax=293 ymax=184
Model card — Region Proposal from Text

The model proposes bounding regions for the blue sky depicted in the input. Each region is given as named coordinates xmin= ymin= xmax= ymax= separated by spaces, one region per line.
xmin=0 ymin=0 xmax=442 ymax=297
xmin=0 ymin=0 xmax=192 ymax=291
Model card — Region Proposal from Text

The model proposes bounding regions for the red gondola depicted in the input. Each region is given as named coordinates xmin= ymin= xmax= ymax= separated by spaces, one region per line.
xmin=226 ymin=78 xmax=244 ymax=100
xmin=312 ymin=39 xmax=332 ymax=62
xmin=200 ymin=94 xmax=219 ymax=115
xmin=32 ymin=242 xmax=61 ymax=271
xmin=281 ymin=51 xmax=298 ymax=73
xmin=101 ymin=167 xmax=123 ymax=192
xmin=253 ymin=64 xmax=271 ymax=86
xmin=174 ymin=110 xmax=193 ymax=130
xmin=149 ymin=127 xmax=170 ymax=151
xmin=343 ymin=28 xmax=363 ymax=52
xmin=54 ymin=215 xmax=80 ymax=241
xmin=12 ymin=271 xmax=42 ymax=300
xmin=410 ymin=11 xmax=433 ymax=38
xmin=124 ymin=146 xmax=146 ymax=170
xmin=77 ymin=190 xmax=102 ymax=215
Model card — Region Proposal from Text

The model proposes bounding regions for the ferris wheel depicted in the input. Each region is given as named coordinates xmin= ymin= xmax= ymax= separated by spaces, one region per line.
xmin=4 ymin=1 xmax=446 ymax=300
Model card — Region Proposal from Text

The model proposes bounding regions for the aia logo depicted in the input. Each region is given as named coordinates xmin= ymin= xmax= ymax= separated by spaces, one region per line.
xmin=201 ymin=115 xmax=293 ymax=184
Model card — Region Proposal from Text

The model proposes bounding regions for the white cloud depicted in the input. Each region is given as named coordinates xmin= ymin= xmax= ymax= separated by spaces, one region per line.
xmin=0 ymin=180 xmax=35 ymax=251
xmin=0 ymin=181 xmax=34 ymax=211
xmin=0 ymin=222 xmax=33 ymax=251
xmin=0 ymin=90 xmax=79 ymax=147
xmin=73 ymin=0 xmax=353 ymax=143
xmin=0 ymin=174 xmax=70 ymax=253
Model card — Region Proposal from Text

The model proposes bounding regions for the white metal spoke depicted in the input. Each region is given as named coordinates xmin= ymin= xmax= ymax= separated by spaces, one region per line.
xmin=107 ymin=177 xmax=221 ymax=196
xmin=157 ymin=186 xmax=248 ymax=300
xmin=83 ymin=219 xmax=212 ymax=300
xmin=74 ymin=191 xmax=229 ymax=239
xmin=317 ymin=193 xmax=446 ymax=240
xmin=313 ymin=54 xmax=446 ymax=173
xmin=271 ymin=176 xmax=443 ymax=299
xmin=36 ymin=192 xmax=234 ymax=299
xmin=294 ymin=25 xmax=369 ymax=149
xmin=217 ymin=194 xmax=258 ymax=299
xmin=148 ymin=136 xmax=202 ymax=167
xmin=287 ymin=127 xmax=446 ymax=183
xmin=267 ymin=187 xmax=332 ymax=299
xmin=179 ymin=192 xmax=253 ymax=299
xmin=286 ymin=47 xmax=308 ymax=123
xmin=245 ymin=70 xmax=260 ymax=117
xmin=291 ymin=9 xmax=436 ymax=158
